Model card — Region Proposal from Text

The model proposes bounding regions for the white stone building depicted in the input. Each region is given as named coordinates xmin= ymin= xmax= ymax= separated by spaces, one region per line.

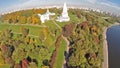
xmin=38 ymin=9 xmax=55 ymax=23
xmin=57 ymin=3 xmax=70 ymax=22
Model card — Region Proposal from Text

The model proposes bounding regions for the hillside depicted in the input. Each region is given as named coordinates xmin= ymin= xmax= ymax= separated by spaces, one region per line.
xmin=0 ymin=8 xmax=119 ymax=68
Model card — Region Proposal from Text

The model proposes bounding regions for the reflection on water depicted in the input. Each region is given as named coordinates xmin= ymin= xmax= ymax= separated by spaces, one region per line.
xmin=107 ymin=25 xmax=120 ymax=68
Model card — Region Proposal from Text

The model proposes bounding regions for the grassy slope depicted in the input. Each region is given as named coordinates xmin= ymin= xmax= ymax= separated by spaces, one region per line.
xmin=0 ymin=9 xmax=110 ymax=68
xmin=53 ymin=38 xmax=66 ymax=68
xmin=0 ymin=20 xmax=67 ymax=68
xmin=0 ymin=23 xmax=42 ymax=36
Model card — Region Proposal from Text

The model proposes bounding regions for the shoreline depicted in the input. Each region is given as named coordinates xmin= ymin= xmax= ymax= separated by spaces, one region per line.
xmin=102 ymin=22 xmax=119 ymax=68
xmin=102 ymin=27 xmax=108 ymax=68
xmin=61 ymin=23 xmax=120 ymax=68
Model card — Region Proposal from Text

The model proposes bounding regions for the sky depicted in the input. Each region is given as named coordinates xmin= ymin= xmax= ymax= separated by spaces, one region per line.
xmin=109 ymin=0 xmax=120 ymax=6
xmin=0 ymin=0 xmax=120 ymax=15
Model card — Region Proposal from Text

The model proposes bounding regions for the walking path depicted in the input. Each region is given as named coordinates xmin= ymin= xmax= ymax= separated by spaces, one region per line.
xmin=102 ymin=27 xmax=108 ymax=68
xmin=13 ymin=32 xmax=39 ymax=38
xmin=52 ymin=21 xmax=62 ymax=30
xmin=0 ymin=23 xmax=47 ymax=27
xmin=62 ymin=35 xmax=70 ymax=68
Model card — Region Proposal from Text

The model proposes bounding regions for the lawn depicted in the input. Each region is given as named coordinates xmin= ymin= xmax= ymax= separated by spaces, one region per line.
xmin=0 ymin=20 xmax=67 ymax=68
xmin=0 ymin=23 xmax=58 ymax=68
xmin=45 ymin=20 xmax=59 ymax=29
xmin=0 ymin=23 xmax=42 ymax=36
xmin=53 ymin=37 xmax=67 ymax=68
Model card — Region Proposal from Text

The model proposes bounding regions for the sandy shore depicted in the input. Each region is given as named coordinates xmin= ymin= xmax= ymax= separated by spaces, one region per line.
xmin=102 ymin=27 xmax=109 ymax=68
xmin=102 ymin=23 xmax=119 ymax=68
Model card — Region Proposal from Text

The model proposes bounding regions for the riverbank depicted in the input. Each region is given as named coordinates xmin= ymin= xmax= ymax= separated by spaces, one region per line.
xmin=102 ymin=22 xmax=120 ymax=68
xmin=102 ymin=27 xmax=108 ymax=68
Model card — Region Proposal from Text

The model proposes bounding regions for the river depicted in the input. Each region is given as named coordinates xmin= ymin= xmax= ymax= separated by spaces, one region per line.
xmin=107 ymin=25 xmax=120 ymax=68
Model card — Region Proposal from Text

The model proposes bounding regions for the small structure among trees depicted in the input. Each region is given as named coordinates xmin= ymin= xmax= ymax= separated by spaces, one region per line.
xmin=38 ymin=9 xmax=55 ymax=23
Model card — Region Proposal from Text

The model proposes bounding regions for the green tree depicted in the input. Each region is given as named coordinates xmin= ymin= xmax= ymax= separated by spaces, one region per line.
xmin=21 ymin=27 xmax=29 ymax=37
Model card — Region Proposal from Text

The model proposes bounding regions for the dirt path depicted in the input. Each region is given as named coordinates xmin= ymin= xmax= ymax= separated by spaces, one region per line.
xmin=62 ymin=35 xmax=70 ymax=68
xmin=1 ymin=23 xmax=47 ymax=27
xmin=13 ymin=32 xmax=39 ymax=38
xmin=52 ymin=21 xmax=62 ymax=30
xmin=102 ymin=27 xmax=108 ymax=68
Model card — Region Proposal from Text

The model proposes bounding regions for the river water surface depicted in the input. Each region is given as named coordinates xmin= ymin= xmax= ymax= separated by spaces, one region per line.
xmin=107 ymin=25 xmax=120 ymax=68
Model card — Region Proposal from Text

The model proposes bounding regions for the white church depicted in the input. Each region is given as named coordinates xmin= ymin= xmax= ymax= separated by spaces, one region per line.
xmin=38 ymin=9 xmax=55 ymax=23
xmin=57 ymin=3 xmax=70 ymax=22
xmin=38 ymin=2 xmax=70 ymax=23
